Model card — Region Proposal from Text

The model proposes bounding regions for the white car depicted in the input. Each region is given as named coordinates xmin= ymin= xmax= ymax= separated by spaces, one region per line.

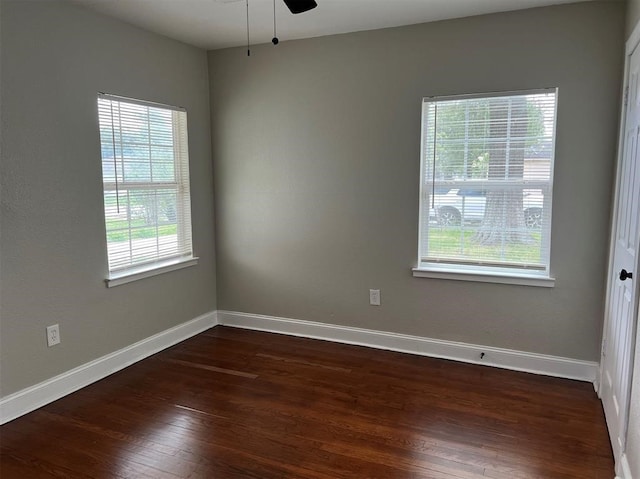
xmin=431 ymin=188 xmax=544 ymax=228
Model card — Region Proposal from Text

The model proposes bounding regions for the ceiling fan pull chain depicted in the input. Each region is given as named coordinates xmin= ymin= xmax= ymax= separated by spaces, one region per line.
xmin=272 ymin=0 xmax=279 ymax=45
xmin=246 ymin=0 xmax=250 ymax=56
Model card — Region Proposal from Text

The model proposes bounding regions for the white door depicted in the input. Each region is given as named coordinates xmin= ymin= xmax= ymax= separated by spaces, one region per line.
xmin=601 ymin=41 xmax=640 ymax=463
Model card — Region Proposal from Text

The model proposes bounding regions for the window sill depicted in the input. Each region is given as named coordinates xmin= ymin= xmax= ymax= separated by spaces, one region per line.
xmin=412 ymin=265 xmax=555 ymax=288
xmin=106 ymin=257 xmax=198 ymax=288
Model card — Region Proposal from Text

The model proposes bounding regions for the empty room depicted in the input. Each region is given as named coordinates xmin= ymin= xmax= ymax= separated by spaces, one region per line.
xmin=1 ymin=0 xmax=639 ymax=477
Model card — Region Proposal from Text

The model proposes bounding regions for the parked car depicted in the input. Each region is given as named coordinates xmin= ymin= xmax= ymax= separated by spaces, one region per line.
xmin=431 ymin=188 xmax=544 ymax=228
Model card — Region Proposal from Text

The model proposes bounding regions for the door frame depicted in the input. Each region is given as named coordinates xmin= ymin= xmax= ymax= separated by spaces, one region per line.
xmin=600 ymin=18 xmax=640 ymax=475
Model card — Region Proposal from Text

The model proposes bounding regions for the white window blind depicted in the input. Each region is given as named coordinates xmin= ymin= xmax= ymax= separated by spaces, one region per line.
xmin=417 ymin=89 xmax=557 ymax=278
xmin=98 ymin=94 xmax=193 ymax=276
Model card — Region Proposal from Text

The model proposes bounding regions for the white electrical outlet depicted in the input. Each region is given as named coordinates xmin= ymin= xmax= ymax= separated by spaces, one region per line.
xmin=46 ymin=324 xmax=61 ymax=347
xmin=369 ymin=289 xmax=381 ymax=306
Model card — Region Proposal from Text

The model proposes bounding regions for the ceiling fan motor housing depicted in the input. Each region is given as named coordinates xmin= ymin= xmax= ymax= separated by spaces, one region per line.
xmin=282 ymin=0 xmax=317 ymax=14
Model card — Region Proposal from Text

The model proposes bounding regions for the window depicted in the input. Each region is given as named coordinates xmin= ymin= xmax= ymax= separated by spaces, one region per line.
xmin=414 ymin=89 xmax=557 ymax=286
xmin=98 ymin=94 xmax=196 ymax=287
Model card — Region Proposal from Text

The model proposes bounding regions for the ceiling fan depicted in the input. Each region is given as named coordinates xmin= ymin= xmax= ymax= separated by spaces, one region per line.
xmin=239 ymin=0 xmax=317 ymax=55
xmin=274 ymin=0 xmax=316 ymax=44
xmin=282 ymin=0 xmax=317 ymax=14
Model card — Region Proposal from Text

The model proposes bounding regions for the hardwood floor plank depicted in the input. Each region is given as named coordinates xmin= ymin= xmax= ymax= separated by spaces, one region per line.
xmin=255 ymin=352 xmax=354 ymax=372
xmin=161 ymin=357 xmax=259 ymax=378
xmin=0 ymin=449 xmax=96 ymax=479
xmin=0 ymin=326 xmax=614 ymax=478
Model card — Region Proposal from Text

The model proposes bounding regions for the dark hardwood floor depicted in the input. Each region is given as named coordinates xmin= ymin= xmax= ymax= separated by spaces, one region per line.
xmin=1 ymin=326 xmax=614 ymax=478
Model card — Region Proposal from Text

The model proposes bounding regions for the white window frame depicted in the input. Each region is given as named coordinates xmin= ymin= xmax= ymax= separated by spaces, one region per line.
xmin=413 ymin=89 xmax=557 ymax=287
xmin=97 ymin=93 xmax=197 ymax=287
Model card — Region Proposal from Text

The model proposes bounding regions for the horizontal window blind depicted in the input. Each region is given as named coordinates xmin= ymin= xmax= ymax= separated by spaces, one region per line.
xmin=418 ymin=89 xmax=557 ymax=274
xmin=98 ymin=94 xmax=193 ymax=274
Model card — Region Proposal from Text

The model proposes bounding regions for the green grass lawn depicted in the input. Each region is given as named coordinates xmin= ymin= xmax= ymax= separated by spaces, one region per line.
xmin=428 ymin=227 xmax=543 ymax=264
xmin=106 ymin=218 xmax=177 ymax=242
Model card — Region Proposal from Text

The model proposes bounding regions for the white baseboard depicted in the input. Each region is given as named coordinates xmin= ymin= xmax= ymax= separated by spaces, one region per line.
xmin=1 ymin=309 xmax=600 ymax=426
xmin=218 ymin=310 xmax=598 ymax=383
xmin=0 ymin=311 xmax=217 ymax=425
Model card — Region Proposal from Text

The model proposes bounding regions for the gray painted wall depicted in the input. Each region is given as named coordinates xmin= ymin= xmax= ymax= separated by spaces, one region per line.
xmin=0 ymin=0 xmax=216 ymax=397
xmin=209 ymin=2 xmax=624 ymax=361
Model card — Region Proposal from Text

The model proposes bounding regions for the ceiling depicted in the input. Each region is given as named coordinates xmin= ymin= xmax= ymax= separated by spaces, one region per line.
xmin=69 ymin=0 xmax=612 ymax=50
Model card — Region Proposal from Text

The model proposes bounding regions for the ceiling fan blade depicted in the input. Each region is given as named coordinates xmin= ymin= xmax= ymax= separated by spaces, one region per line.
xmin=282 ymin=0 xmax=317 ymax=14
